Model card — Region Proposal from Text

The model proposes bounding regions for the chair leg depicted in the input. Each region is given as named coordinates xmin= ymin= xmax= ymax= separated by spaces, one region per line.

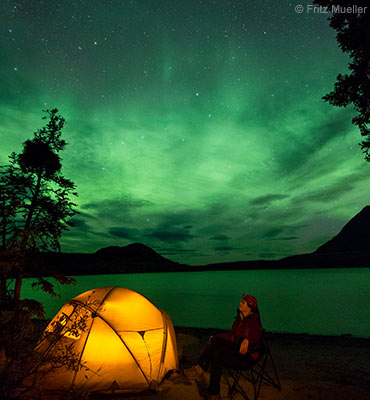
xmin=234 ymin=378 xmax=250 ymax=400
xmin=254 ymin=356 xmax=268 ymax=400
xmin=257 ymin=350 xmax=281 ymax=390
xmin=227 ymin=368 xmax=250 ymax=400
xmin=229 ymin=369 xmax=241 ymax=395
xmin=267 ymin=349 xmax=281 ymax=390
xmin=226 ymin=339 xmax=281 ymax=400
xmin=247 ymin=351 xmax=281 ymax=400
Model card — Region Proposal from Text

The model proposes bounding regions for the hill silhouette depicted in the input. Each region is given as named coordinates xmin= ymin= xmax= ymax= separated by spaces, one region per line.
xmin=94 ymin=243 xmax=182 ymax=271
xmin=315 ymin=205 xmax=370 ymax=254
xmin=25 ymin=206 xmax=370 ymax=277
xmin=32 ymin=243 xmax=189 ymax=277
xmin=272 ymin=205 xmax=370 ymax=268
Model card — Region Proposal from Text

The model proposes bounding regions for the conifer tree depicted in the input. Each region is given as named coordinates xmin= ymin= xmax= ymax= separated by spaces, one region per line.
xmin=314 ymin=0 xmax=370 ymax=160
xmin=0 ymin=108 xmax=77 ymax=302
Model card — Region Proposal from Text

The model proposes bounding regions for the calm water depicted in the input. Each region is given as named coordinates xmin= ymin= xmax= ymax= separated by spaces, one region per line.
xmin=21 ymin=268 xmax=370 ymax=337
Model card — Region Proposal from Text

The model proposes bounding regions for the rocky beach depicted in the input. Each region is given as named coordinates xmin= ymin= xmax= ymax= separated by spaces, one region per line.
xmin=89 ymin=327 xmax=370 ymax=400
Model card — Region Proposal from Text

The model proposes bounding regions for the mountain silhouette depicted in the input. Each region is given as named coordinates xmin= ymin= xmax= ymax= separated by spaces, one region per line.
xmin=271 ymin=205 xmax=370 ymax=268
xmin=201 ymin=205 xmax=370 ymax=270
xmin=25 ymin=206 xmax=370 ymax=277
xmin=94 ymin=243 xmax=182 ymax=271
xmin=35 ymin=243 xmax=189 ymax=277
xmin=315 ymin=205 xmax=370 ymax=254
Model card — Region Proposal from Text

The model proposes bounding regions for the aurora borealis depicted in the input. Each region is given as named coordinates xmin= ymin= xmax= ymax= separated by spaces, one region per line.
xmin=1 ymin=0 xmax=369 ymax=265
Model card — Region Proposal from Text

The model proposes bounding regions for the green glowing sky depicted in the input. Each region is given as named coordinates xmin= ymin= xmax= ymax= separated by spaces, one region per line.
xmin=1 ymin=0 xmax=369 ymax=265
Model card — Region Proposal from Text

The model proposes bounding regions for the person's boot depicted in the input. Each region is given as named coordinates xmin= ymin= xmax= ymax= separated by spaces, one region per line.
xmin=183 ymin=364 xmax=204 ymax=381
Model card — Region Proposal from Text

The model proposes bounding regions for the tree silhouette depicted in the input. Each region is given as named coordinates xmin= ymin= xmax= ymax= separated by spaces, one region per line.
xmin=0 ymin=108 xmax=78 ymax=302
xmin=313 ymin=0 xmax=370 ymax=160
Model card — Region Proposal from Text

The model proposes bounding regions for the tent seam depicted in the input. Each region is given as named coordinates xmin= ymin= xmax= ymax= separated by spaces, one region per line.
xmin=70 ymin=313 xmax=96 ymax=390
xmin=69 ymin=298 xmax=151 ymax=385
xmin=157 ymin=311 xmax=168 ymax=382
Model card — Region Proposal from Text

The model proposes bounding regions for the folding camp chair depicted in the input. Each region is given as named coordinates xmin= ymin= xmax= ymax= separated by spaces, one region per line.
xmin=226 ymin=332 xmax=281 ymax=400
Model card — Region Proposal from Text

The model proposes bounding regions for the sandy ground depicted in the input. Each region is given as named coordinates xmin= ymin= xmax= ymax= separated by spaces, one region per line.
xmin=89 ymin=327 xmax=370 ymax=400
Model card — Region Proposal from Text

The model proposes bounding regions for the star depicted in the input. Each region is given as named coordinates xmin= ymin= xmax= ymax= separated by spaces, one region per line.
xmin=0 ymin=0 xmax=365 ymax=267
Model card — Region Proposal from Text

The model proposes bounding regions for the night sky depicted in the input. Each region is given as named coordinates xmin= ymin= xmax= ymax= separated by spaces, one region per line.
xmin=1 ymin=0 xmax=369 ymax=265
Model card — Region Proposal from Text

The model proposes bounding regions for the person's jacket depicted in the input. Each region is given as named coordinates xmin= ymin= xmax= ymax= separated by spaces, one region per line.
xmin=218 ymin=309 xmax=262 ymax=359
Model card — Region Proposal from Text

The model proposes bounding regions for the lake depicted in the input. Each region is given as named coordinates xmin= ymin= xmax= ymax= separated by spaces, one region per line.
xmin=21 ymin=268 xmax=370 ymax=338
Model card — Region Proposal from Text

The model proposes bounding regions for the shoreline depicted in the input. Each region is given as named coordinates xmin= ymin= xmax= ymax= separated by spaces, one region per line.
xmin=171 ymin=326 xmax=370 ymax=399
xmin=31 ymin=323 xmax=370 ymax=399
xmin=23 ymin=264 xmax=370 ymax=279
xmin=174 ymin=325 xmax=370 ymax=341
xmin=89 ymin=325 xmax=370 ymax=399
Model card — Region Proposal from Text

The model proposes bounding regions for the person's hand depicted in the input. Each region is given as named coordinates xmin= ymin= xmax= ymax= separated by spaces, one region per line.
xmin=239 ymin=338 xmax=249 ymax=355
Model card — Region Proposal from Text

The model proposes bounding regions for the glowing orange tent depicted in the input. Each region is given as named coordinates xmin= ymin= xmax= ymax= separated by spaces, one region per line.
xmin=37 ymin=286 xmax=178 ymax=394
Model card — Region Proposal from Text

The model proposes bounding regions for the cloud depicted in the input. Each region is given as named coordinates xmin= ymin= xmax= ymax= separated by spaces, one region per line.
xmin=79 ymin=197 xmax=152 ymax=224
xmin=157 ymin=247 xmax=199 ymax=254
xmin=273 ymin=108 xmax=354 ymax=176
xmin=209 ymin=234 xmax=230 ymax=241
xmin=108 ymin=227 xmax=141 ymax=240
xmin=62 ymin=216 xmax=113 ymax=242
xmin=196 ymin=221 xmax=234 ymax=237
xmin=82 ymin=197 xmax=150 ymax=212
xmin=62 ymin=215 xmax=98 ymax=238
xmin=258 ymin=252 xmax=279 ymax=259
xmin=270 ymin=236 xmax=299 ymax=241
xmin=296 ymin=172 xmax=368 ymax=204
xmin=260 ymin=223 xmax=304 ymax=241
xmin=250 ymin=194 xmax=289 ymax=206
xmin=155 ymin=247 xmax=200 ymax=258
xmin=147 ymin=229 xmax=194 ymax=243
xmin=69 ymin=217 xmax=90 ymax=230
xmin=214 ymin=245 xmax=238 ymax=252
xmin=153 ymin=211 xmax=198 ymax=227
xmin=262 ymin=227 xmax=285 ymax=238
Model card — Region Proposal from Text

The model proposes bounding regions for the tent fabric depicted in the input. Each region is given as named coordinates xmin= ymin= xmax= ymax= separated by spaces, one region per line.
xmin=36 ymin=286 xmax=179 ymax=394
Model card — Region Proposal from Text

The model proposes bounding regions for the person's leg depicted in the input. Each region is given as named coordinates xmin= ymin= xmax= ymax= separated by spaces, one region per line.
xmin=207 ymin=338 xmax=241 ymax=395
xmin=208 ymin=353 xmax=224 ymax=395
xmin=198 ymin=343 xmax=213 ymax=371
xmin=225 ymin=352 xmax=255 ymax=370
xmin=187 ymin=336 xmax=254 ymax=394
xmin=184 ymin=341 xmax=219 ymax=380
xmin=198 ymin=336 xmax=231 ymax=371
xmin=207 ymin=339 xmax=256 ymax=396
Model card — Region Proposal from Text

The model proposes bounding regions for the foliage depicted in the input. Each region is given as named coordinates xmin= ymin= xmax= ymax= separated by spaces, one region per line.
xmin=0 ymin=108 xmax=78 ymax=300
xmin=0 ymin=293 xmax=93 ymax=399
xmin=0 ymin=295 xmax=44 ymax=399
xmin=0 ymin=109 xmax=81 ymax=398
xmin=313 ymin=0 xmax=370 ymax=160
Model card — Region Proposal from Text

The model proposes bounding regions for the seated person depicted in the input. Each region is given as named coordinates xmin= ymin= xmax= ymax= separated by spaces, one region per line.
xmin=184 ymin=294 xmax=262 ymax=400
